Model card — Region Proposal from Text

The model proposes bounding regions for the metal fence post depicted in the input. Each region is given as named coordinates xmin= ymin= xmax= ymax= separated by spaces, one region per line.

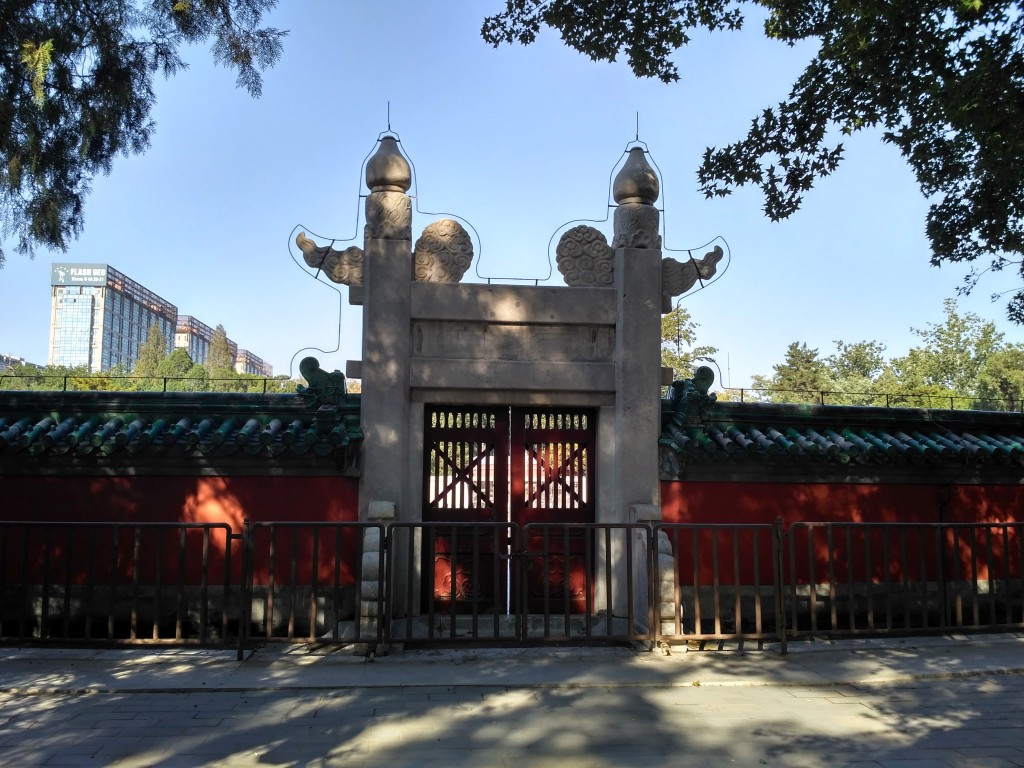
xmin=773 ymin=517 xmax=788 ymax=655
xmin=236 ymin=517 xmax=252 ymax=661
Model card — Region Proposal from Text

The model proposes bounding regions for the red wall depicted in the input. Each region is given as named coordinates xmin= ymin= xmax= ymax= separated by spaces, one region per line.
xmin=660 ymin=481 xmax=1024 ymax=585
xmin=660 ymin=481 xmax=1023 ymax=527
xmin=0 ymin=475 xmax=361 ymax=588
xmin=1 ymin=475 xmax=359 ymax=530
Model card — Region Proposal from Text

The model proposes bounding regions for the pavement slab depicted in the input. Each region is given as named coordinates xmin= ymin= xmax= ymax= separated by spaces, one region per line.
xmin=0 ymin=633 xmax=1022 ymax=766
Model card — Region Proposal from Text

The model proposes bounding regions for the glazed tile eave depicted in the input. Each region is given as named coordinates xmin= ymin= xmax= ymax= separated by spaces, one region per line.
xmin=0 ymin=391 xmax=363 ymax=460
xmin=660 ymin=401 xmax=1024 ymax=470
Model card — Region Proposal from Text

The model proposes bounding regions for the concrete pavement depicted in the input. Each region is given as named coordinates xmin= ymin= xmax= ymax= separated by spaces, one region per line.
xmin=1 ymin=634 xmax=1022 ymax=767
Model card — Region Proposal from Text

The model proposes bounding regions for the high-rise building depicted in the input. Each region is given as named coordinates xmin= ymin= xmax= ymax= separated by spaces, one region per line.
xmin=174 ymin=315 xmax=239 ymax=368
xmin=0 ymin=354 xmax=36 ymax=371
xmin=235 ymin=349 xmax=273 ymax=377
xmin=48 ymin=264 xmax=176 ymax=372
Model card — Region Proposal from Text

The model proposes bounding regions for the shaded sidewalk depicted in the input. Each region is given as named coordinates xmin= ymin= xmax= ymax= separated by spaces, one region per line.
xmin=1 ymin=632 xmax=1022 ymax=694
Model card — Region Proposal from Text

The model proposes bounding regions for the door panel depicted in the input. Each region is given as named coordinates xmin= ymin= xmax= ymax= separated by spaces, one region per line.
xmin=422 ymin=405 xmax=597 ymax=615
xmin=423 ymin=406 xmax=509 ymax=609
xmin=511 ymin=408 xmax=595 ymax=613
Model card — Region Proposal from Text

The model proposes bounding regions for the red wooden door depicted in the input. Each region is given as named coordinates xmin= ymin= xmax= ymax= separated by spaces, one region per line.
xmin=510 ymin=408 xmax=596 ymax=613
xmin=422 ymin=405 xmax=597 ymax=615
xmin=422 ymin=406 xmax=509 ymax=611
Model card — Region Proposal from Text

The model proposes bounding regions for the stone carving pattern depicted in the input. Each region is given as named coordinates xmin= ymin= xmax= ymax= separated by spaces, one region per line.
xmin=296 ymin=232 xmax=364 ymax=286
xmin=662 ymin=245 xmax=724 ymax=297
xmin=612 ymin=204 xmax=662 ymax=249
xmin=555 ymin=225 xmax=614 ymax=287
xmin=413 ymin=219 xmax=474 ymax=283
xmin=365 ymin=191 xmax=412 ymax=241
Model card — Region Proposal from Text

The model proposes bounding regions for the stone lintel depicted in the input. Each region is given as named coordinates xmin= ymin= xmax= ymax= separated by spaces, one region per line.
xmin=412 ymin=320 xmax=613 ymax=364
xmin=411 ymin=282 xmax=616 ymax=325
xmin=410 ymin=360 xmax=614 ymax=393
xmin=410 ymin=389 xmax=614 ymax=407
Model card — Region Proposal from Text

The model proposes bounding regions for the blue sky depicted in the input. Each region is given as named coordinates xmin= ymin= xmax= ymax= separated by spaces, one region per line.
xmin=1 ymin=1 xmax=1021 ymax=387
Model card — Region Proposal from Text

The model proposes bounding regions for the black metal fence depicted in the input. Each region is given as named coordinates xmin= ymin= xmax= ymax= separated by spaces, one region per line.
xmin=0 ymin=522 xmax=241 ymax=646
xmin=2 ymin=519 xmax=1022 ymax=654
xmin=386 ymin=522 xmax=654 ymax=645
xmin=785 ymin=522 xmax=1024 ymax=638
xmin=653 ymin=523 xmax=785 ymax=649
xmin=241 ymin=521 xmax=386 ymax=649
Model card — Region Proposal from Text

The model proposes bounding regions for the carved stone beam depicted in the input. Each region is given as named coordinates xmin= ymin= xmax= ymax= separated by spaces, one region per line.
xmin=662 ymin=245 xmax=724 ymax=305
xmin=296 ymin=232 xmax=365 ymax=286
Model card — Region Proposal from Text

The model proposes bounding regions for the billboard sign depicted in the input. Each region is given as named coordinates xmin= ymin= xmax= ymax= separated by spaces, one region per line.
xmin=51 ymin=263 xmax=108 ymax=286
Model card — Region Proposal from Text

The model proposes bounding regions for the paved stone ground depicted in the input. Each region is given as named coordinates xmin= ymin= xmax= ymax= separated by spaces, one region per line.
xmin=2 ymin=672 xmax=1024 ymax=767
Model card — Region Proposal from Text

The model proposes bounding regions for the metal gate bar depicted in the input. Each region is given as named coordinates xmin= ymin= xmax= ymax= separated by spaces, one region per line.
xmin=387 ymin=521 xmax=519 ymax=644
xmin=653 ymin=523 xmax=784 ymax=647
xmin=0 ymin=521 xmax=238 ymax=647
xmin=519 ymin=522 xmax=654 ymax=644
xmin=240 ymin=521 xmax=384 ymax=651
xmin=784 ymin=522 xmax=1024 ymax=639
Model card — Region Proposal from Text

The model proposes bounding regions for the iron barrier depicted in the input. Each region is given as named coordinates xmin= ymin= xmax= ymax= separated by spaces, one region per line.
xmin=784 ymin=521 xmax=1024 ymax=639
xmin=652 ymin=522 xmax=786 ymax=651
xmin=386 ymin=521 xmax=656 ymax=645
xmin=238 ymin=521 xmax=386 ymax=655
xmin=3 ymin=518 xmax=1022 ymax=653
xmin=0 ymin=521 xmax=240 ymax=650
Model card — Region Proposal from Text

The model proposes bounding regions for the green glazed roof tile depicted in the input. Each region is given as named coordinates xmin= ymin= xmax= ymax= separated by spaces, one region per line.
xmin=661 ymin=400 xmax=1024 ymax=471
xmin=0 ymin=391 xmax=362 ymax=462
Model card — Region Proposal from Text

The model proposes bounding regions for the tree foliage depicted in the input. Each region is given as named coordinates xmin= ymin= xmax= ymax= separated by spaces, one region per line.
xmin=483 ymin=1 xmax=1024 ymax=322
xmin=752 ymin=300 xmax=1024 ymax=409
xmin=0 ymin=0 xmax=284 ymax=265
xmin=752 ymin=341 xmax=831 ymax=403
xmin=661 ymin=304 xmax=717 ymax=381
xmin=207 ymin=323 xmax=233 ymax=374
xmin=133 ymin=323 xmax=169 ymax=379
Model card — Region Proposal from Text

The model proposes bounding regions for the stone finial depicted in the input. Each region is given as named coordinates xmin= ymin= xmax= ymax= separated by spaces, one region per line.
xmin=365 ymin=136 xmax=411 ymax=192
xmin=612 ymin=147 xmax=659 ymax=205
xmin=364 ymin=135 xmax=413 ymax=241
xmin=556 ymin=225 xmax=614 ymax=287
xmin=612 ymin=147 xmax=662 ymax=249
xmin=413 ymin=219 xmax=474 ymax=282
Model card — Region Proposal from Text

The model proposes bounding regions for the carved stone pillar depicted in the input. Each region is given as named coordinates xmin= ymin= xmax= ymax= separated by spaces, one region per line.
xmin=359 ymin=136 xmax=414 ymax=524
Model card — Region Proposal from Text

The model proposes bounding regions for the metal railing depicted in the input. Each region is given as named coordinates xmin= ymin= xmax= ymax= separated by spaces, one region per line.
xmin=0 ymin=374 xmax=291 ymax=394
xmin=386 ymin=522 xmax=655 ymax=645
xmin=240 ymin=521 xmax=385 ymax=651
xmin=784 ymin=522 xmax=1024 ymax=639
xmin=725 ymin=387 xmax=1024 ymax=412
xmin=3 ymin=518 xmax=1021 ymax=654
xmin=0 ymin=522 xmax=240 ymax=648
xmin=653 ymin=523 xmax=785 ymax=650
